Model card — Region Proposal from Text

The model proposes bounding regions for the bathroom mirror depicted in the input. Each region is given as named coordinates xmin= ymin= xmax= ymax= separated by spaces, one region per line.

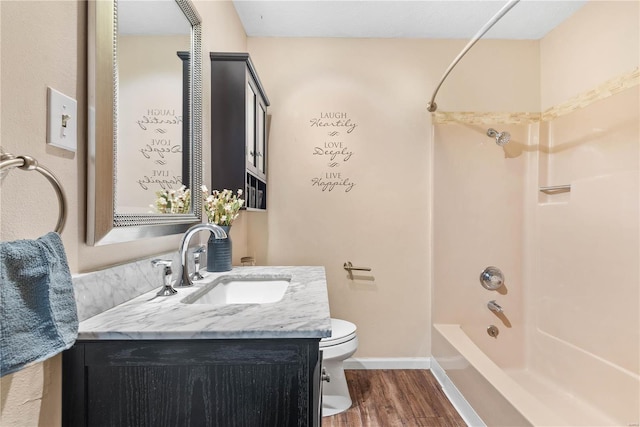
xmin=87 ymin=0 xmax=202 ymax=245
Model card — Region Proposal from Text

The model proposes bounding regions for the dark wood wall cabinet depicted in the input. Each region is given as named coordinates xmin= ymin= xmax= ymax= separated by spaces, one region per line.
xmin=62 ymin=338 xmax=322 ymax=427
xmin=210 ymin=52 xmax=270 ymax=210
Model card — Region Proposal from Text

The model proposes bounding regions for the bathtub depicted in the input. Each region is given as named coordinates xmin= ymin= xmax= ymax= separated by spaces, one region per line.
xmin=431 ymin=324 xmax=635 ymax=427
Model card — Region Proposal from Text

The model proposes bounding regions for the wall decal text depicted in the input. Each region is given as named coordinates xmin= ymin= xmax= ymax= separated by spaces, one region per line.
xmin=309 ymin=111 xmax=358 ymax=193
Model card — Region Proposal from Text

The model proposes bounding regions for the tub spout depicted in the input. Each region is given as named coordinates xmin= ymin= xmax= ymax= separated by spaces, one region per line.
xmin=487 ymin=300 xmax=503 ymax=313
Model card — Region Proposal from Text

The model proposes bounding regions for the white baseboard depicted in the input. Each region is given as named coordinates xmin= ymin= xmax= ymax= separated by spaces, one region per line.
xmin=430 ymin=358 xmax=486 ymax=427
xmin=343 ymin=357 xmax=431 ymax=370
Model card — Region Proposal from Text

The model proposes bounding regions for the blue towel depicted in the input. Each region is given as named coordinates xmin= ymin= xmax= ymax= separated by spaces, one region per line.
xmin=1 ymin=232 xmax=78 ymax=377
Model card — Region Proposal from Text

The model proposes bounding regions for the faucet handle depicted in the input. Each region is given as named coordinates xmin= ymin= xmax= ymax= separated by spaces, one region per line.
xmin=190 ymin=246 xmax=205 ymax=281
xmin=487 ymin=300 xmax=503 ymax=313
xmin=151 ymin=258 xmax=178 ymax=296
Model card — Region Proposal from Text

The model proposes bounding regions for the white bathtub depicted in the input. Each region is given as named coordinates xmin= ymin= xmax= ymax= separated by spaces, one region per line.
xmin=432 ymin=324 xmax=633 ymax=427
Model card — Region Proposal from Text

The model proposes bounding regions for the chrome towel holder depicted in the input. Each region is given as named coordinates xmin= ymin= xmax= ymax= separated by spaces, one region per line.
xmin=0 ymin=152 xmax=67 ymax=233
xmin=343 ymin=261 xmax=372 ymax=280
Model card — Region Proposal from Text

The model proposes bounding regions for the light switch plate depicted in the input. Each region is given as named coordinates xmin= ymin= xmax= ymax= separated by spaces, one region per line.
xmin=47 ymin=87 xmax=77 ymax=152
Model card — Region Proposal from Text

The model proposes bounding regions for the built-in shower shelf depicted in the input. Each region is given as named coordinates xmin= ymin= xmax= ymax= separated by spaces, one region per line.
xmin=539 ymin=185 xmax=571 ymax=194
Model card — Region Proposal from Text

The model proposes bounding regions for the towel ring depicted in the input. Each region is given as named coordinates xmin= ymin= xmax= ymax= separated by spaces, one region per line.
xmin=0 ymin=153 xmax=67 ymax=233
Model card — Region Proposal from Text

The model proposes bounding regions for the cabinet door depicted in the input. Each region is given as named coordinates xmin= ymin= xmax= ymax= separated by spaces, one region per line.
xmin=63 ymin=339 xmax=321 ymax=427
xmin=256 ymin=101 xmax=267 ymax=178
xmin=246 ymin=80 xmax=257 ymax=172
xmin=315 ymin=350 xmax=324 ymax=426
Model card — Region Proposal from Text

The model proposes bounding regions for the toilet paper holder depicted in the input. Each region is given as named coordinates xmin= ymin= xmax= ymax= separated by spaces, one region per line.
xmin=343 ymin=261 xmax=372 ymax=279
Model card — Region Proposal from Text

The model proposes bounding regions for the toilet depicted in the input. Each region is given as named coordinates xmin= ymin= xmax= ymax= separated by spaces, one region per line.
xmin=320 ymin=318 xmax=358 ymax=417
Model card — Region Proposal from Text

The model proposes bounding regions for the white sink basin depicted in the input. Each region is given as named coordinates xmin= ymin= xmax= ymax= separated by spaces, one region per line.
xmin=185 ymin=276 xmax=290 ymax=305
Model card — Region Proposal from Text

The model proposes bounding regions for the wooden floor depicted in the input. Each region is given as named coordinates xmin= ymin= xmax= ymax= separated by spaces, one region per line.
xmin=323 ymin=370 xmax=466 ymax=427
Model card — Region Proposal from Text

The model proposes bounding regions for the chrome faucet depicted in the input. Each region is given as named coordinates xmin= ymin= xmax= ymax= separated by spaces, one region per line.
xmin=487 ymin=300 xmax=503 ymax=313
xmin=179 ymin=223 xmax=227 ymax=287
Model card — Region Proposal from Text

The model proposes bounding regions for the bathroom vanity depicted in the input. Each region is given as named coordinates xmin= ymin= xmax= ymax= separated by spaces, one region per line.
xmin=62 ymin=266 xmax=331 ymax=427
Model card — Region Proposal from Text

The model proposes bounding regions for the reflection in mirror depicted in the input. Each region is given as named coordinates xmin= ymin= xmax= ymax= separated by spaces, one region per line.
xmin=87 ymin=0 xmax=202 ymax=245
xmin=117 ymin=0 xmax=190 ymax=213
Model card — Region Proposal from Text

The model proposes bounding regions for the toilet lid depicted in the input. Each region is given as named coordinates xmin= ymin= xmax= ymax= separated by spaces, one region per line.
xmin=320 ymin=318 xmax=357 ymax=347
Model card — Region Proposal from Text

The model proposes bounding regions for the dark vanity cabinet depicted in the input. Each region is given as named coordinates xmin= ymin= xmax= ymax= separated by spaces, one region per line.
xmin=62 ymin=339 xmax=322 ymax=427
xmin=210 ymin=52 xmax=270 ymax=210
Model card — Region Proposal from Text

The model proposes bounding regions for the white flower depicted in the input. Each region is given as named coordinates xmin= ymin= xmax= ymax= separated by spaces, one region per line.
xmin=202 ymin=188 xmax=244 ymax=226
xmin=152 ymin=184 xmax=191 ymax=214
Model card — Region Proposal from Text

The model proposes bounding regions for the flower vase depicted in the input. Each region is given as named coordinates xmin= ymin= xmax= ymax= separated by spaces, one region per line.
xmin=207 ymin=225 xmax=232 ymax=272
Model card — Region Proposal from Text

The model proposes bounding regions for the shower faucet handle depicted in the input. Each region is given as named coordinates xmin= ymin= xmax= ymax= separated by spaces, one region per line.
xmin=487 ymin=300 xmax=503 ymax=313
xmin=480 ymin=266 xmax=504 ymax=290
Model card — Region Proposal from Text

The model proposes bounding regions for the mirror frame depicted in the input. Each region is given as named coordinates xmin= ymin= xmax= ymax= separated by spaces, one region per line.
xmin=87 ymin=0 xmax=203 ymax=245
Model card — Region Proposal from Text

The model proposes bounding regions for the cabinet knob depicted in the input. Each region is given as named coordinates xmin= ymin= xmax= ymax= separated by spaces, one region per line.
xmin=321 ymin=368 xmax=331 ymax=383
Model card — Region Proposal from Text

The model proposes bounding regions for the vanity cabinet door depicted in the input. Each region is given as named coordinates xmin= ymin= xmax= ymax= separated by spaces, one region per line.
xmin=314 ymin=350 xmax=324 ymax=426
xmin=210 ymin=52 xmax=269 ymax=210
xmin=62 ymin=339 xmax=321 ymax=427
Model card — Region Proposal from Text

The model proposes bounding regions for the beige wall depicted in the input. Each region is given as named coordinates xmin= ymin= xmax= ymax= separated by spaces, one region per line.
xmin=1 ymin=2 xmax=84 ymax=422
xmin=0 ymin=1 xmax=248 ymax=425
xmin=540 ymin=0 xmax=639 ymax=110
xmin=1 ymin=0 xmax=85 ymax=260
xmin=247 ymin=38 xmax=539 ymax=358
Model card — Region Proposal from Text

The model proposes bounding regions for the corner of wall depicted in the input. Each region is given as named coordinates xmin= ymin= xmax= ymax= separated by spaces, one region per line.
xmin=540 ymin=0 xmax=639 ymax=109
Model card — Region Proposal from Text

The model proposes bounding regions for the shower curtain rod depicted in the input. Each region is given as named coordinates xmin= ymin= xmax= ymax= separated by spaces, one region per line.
xmin=426 ymin=0 xmax=521 ymax=113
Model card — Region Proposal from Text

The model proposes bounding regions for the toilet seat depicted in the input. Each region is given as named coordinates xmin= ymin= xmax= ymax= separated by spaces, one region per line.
xmin=320 ymin=318 xmax=357 ymax=347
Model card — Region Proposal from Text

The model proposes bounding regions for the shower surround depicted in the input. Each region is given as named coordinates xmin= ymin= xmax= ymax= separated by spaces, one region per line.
xmin=431 ymin=72 xmax=639 ymax=426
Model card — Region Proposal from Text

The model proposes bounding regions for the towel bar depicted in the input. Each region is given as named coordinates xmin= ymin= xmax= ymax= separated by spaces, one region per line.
xmin=343 ymin=261 xmax=372 ymax=280
xmin=1 ymin=152 xmax=67 ymax=233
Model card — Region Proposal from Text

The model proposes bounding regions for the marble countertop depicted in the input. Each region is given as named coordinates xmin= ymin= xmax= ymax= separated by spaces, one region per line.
xmin=78 ymin=266 xmax=332 ymax=340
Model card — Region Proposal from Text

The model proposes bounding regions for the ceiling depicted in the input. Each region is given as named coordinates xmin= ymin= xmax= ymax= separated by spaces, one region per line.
xmin=232 ymin=0 xmax=587 ymax=40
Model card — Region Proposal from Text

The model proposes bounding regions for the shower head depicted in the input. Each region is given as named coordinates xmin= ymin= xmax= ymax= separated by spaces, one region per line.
xmin=487 ymin=128 xmax=511 ymax=146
